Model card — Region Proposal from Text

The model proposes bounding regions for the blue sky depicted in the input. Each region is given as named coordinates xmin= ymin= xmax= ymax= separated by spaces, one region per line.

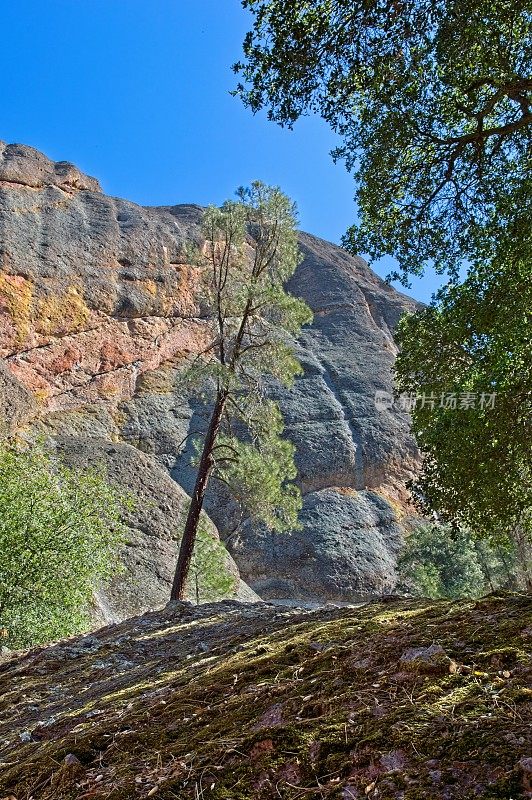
xmin=1 ymin=0 xmax=446 ymax=303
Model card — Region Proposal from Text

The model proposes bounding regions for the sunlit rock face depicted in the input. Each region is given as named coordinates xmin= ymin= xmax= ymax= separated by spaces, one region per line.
xmin=0 ymin=142 xmax=209 ymax=410
xmin=203 ymin=232 xmax=420 ymax=601
xmin=0 ymin=141 xmax=420 ymax=610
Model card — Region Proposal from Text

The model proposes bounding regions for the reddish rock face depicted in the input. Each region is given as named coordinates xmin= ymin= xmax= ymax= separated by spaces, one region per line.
xmin=0 ymin=141 xmax=421 ymax=608
xmin=0 ymin=142 xmax=211 ymax=412
xmin=5 ymin=310 xmax=211 ymax=411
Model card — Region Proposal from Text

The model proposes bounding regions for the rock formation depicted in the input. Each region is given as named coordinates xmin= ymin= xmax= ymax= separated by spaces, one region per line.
xmin=0 ymin=141 xmax=420 ymax=614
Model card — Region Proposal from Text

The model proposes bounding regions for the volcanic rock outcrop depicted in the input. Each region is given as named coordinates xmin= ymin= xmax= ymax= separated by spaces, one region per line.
xmin=0 ymin=141 xmax=420 ymax=614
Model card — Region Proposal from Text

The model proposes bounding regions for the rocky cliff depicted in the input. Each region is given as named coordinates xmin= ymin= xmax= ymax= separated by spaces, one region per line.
xmin=0 ymin=141 xmax=420 ymax=615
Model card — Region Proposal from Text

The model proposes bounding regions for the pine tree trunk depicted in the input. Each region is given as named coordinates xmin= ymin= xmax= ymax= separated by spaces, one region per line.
xmin=170 ymin=390 xmax=228 ymax=601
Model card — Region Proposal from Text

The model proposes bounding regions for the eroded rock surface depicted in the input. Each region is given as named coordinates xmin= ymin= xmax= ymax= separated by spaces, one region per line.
xmin=232 ymin=488 xmax=404 ymax=602
xmin=0 ymin=359 xmax=35 ymax=436
xmin=0 ymin=141 xmax=420 ymax=611
xmin=55 ymin=437 xmax=256 ymax=622
xmin=0 ymin=142 xmax=208 ymax=411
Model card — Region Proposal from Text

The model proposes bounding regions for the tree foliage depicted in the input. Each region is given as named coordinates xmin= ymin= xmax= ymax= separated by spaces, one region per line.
xmin=171 ymin=183 xmax=312 ymax=599
xmin=235 ymin=0 xmax=531 ymax=278
xmin=185 ymin=512 xmax=237 ymax=605
xmin=0 ymin=443 xmax=127 ymax=648
xmin=398 ymin=523 xmax=517 ymax=599
xmin=395 ymin=227 xmax=532 ymax=582
xmin=215 ymin=400 xmax=301 ymax=532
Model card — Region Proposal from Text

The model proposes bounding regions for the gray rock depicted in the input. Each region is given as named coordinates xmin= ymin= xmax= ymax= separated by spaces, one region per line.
xmin=280 ymin=232 xmax=419 ymax=497
xmin=518 ymin=756 xmax=532 ymax=793
xmin=0 ymin=140 xmax=201 ymax=319
xmin=0 ymin=142 xmax=421 ymax=609
xmin=0 ymin=141 xmax=101 ymax=193
xmin=55 ymin=437 xmax=252 ymax=620
xmin=0 ymin=361 xmax=36 ymax=436
xmin=399 ymin=644 xmax=453 ymax=673
xmin=229 ymin=488 xmax=403 ymax=601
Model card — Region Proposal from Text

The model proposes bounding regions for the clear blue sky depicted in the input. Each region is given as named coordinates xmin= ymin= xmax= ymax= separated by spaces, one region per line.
xmin=1 ymin=0 xmax=447 ymax=303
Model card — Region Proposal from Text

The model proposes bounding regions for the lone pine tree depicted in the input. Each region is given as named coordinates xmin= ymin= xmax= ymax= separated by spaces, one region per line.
xmin=170 ymin=182 xmax=312 ymax=600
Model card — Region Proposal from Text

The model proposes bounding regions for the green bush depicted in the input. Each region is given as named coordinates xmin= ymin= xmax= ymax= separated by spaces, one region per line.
xmin=183 ymin=509 xmax=237 ymax=604
xmin=398 ymin=523 xmax=516 ymax=600
xmin=0 ymin=443 xmax=128 ymax=648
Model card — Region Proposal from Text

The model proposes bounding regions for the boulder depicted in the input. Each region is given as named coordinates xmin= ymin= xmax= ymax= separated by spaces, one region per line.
xmin=229 ymin=488 xmax=403 ymax=602
xmin=399 ymin=644 xmax=455 ymax=674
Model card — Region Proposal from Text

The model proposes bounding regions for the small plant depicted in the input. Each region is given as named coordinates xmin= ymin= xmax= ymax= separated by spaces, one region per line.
xmin=0 ymin=442 xmax=129 ymax=648
xmin=185 ymin=511 xmax=237 ymax=604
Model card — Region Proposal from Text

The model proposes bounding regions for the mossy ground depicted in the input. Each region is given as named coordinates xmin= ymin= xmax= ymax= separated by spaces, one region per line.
xmin=0 ymin=594 xmax=530 ymax=799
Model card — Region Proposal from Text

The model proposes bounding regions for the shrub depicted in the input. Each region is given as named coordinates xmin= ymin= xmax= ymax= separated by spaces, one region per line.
xmin=398 ymin=523 xmax=516 ymax=600
xmin=183 ymin=509 xmax=237 ymax=604
xmin=0 ymin=443 xmax=128 ymax=648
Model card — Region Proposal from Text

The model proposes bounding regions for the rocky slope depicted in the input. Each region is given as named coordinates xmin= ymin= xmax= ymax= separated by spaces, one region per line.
xmin=0 ymin=593 xmax=530 ymax=799
xmin=0 ymin=141 xmax=419 ymax=614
